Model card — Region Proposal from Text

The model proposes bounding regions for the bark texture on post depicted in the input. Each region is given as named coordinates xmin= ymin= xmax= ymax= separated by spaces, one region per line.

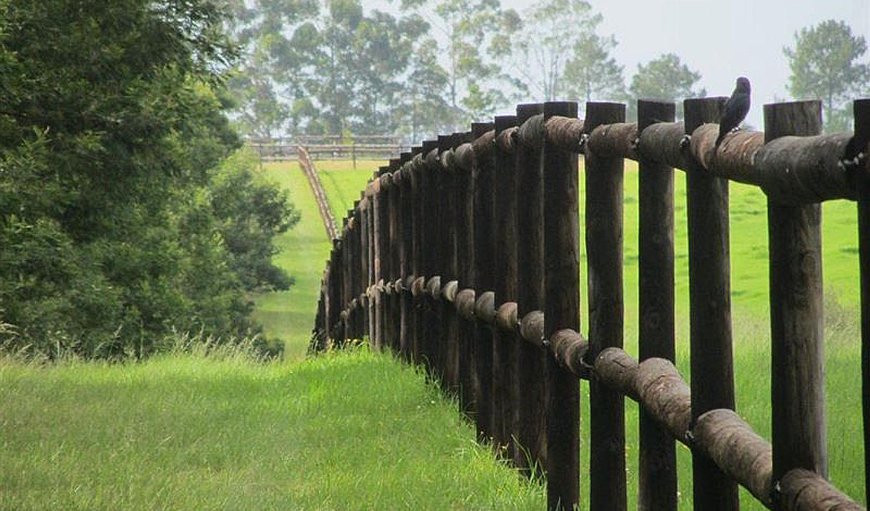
xmin=684 ymin=96 xmax=738 ymax=511
xmin=543 ymin=101 xmax=580 ymax=511
xmin=514 ymin=103 xmax=548 ymax=474
xmin=472 ymin=124 xmax=496 ymax=442
xmin=856 ymin=98 xmax=870 ymax=503
xmin=583 ymin=101 xmax=626 ymax=511
xmin=493 ymin=115 xmax=518 ymax=453
xmin=637 ymin=99 xmax=678 ymax=511
xmin=766 ymin=101 xmax=827 ymax=483
xmin=455 ymin=135 xmax=477 ymax=418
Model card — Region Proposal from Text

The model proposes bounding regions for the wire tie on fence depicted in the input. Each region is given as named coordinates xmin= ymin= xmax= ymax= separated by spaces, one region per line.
xmin=578 ymin=133 xmax=589 ymax=152
xmin=684 ymin=429 xmax=695 ymax=445
xmin=541 ymin=336 xmax=550 ymax=347
xmin=680 ymin=134 xmax=691 ymax=149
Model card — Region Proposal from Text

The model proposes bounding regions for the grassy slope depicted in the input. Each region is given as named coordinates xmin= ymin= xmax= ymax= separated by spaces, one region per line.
xmin=0 ymin=157 xmax=546 ymax=510
xmin=0 ymin=350 xmax=545 ymax=510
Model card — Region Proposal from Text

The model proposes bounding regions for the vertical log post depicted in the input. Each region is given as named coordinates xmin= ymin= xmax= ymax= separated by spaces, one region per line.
xmin=342 ymin=217 xmax=352 ymax=344
xmin=400 ymin=151 xmax=417 ymax=361
xmin=349 ymin=204 xmax=361 ymax=339
xmin=373 ymin=167 xmax=387 ymax=350
xmin=855 ymin=98 xmax=870 ymax=502
xmin=359 ymin=192 xmax=371 ymax=342
xmin=410 ymin=147 xmax=425 ymax=364
xmin=543 ymin=101 xmax=581 ymax=511
xmin=636 ymin=99 xmax=678 ymax=511
xmin=766 ymin=101 xmax=827 ymax=487
xmin=330 ymin=239 xmax=343 ymax=344
xmin=387 ymin=158 xmax=402 ymax=353
xmin=433 ymin=135 xmax=456 ymax=391
xmin=378 ymin=167 xmax=394 ymax=352
xmin=392 ymin=154 xmax=409 ymax=357
xmin=514 ymin=103 xmax=547 ymax=474
xmin=584 ymin=101 xmax=626 ymax=511
xmin=441 ymin=136 xmax=460 ymax=392
xmin=422 ymin=141 xmax=442 ymax=373
xmin=456 ymin=131 xmax=477 ymax=418
xmin=472 ymin=123 xmax=496 ymax=442
xmin=684 ymin=97 xmax=738 ymax=510
xmin=493 ymin=115 xmax=519 ymax=453
xmin=367 ymin=176 xmax=377 ymax=344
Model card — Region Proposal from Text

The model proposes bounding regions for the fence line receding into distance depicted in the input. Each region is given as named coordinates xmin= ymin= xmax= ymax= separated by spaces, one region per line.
xmin=311 ymin=97 xmax=870 ymax=511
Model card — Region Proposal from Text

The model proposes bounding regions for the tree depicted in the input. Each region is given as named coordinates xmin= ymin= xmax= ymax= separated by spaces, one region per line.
xmin=400 ymin=0 xmax=520 ymax=130
xmin=628 ymin=53 xmax=706 ymax=120
xmin=514 ymin=0 xmax=617 ymax=102
xmin=0 ymin=0 xmax=297 ymax=358
xmin=563 ymin=32 xmax=625 ymax=103
xmin=784 ymin=19 xmax=870 ymax=132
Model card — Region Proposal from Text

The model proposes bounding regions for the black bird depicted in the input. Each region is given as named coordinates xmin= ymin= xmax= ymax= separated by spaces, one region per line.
xmin=716 ymin=76 xmax=751 ymax=147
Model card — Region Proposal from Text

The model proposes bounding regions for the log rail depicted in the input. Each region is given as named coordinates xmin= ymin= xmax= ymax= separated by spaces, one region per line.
xmin=311 ymin=98 xmax=870 ymax=511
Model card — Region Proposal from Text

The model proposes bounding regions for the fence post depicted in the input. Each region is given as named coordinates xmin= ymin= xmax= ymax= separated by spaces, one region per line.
xmin=399 ymin=150 xmax=417 ymax=361
xmin=543 ymin=101 xmax=580 ymax=511
xmin=855 ymin=98 xmax=870 ymax=502
xmin=766 ymin=101 xmax=827 ymax=484
xmin=472 ymin=124 xmax=496 ymax=442
xmin=372 ymin=167 xmax=386 ymax=350
xmin=493 ymin=114 xmax=519 ymax=453
xmin=583 ymin=101 xmax=626 ymax=511
xmin=348 ymin=205 xmax=360 ymax=340
xmin=359 ymin=193 xmax=371 ymax=342
xmin=457 ymin=130 xmax=477 ymax=417
xmin=421 ymin=141 xmax=442 ymax=372
xmin=683 ymin=96 xmax=738 ymax=510
xmin=389 ymin=156 xmax=405 ymax=355
xmin=410 ymin=146 xmax=426 ymax=364
xmin=366 ymin=175 xmax=377 ymax=345
xmin=636 ymin=99 xmax=678 ymax=511
xmin=514 ymin=103 xmax=547 ymax=474
xmin=329 ymin=239 xmax=343 ymax=345
xmin=440 ymin=136 xmax=460 ymax=392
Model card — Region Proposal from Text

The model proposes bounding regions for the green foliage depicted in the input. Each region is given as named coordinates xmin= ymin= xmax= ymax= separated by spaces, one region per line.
xmin=0 ymin=0 xmax=298 ymax=359
xmin=784 ymin=19 xmax=870 ymax=132
xmin=514 ymin=0 xmax=622 ymax=102
xmin=628 ymin=53 xmax=706 ymax=120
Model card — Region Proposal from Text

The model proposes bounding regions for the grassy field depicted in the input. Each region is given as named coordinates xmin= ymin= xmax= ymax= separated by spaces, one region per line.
xmin=0 ymin=347 xmax=545 ymax=510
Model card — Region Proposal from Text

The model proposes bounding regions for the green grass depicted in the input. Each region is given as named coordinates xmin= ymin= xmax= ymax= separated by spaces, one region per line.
xmin=0 ymin=348 xmax=545 ymax=510
xmin=249 ymin=160 xmax=376 ymax=360
xmin=304 ymin=157 xmax=866 ymax=508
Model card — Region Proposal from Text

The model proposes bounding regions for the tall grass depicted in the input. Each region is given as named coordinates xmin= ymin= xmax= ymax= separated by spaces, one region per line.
xmin=0 ymin=346 xmax=546 ymax=510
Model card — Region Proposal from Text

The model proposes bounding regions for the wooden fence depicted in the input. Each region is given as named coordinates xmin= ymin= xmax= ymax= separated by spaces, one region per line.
xmin=311 ymin=97 xmax=870 ymax=511
xmin=247 ymin=135 xmax=407 ymax=164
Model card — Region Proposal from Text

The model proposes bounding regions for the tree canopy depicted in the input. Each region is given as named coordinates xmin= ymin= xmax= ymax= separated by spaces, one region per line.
xmin=0 ymin=0 xmax=297 ymax=358
xmin=784 ymin=19 xmax=870 ymax=132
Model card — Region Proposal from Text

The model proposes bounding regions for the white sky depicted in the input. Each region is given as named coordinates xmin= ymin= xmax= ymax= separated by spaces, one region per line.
xmin=580 ymin=0 xmax=870 ymax=127
xmin=369 ymin=0 xmax=870 ymax=127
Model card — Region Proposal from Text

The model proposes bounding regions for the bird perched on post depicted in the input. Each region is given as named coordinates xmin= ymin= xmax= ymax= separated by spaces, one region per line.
xmin=716 ymin=76 xmax=751 ymax=147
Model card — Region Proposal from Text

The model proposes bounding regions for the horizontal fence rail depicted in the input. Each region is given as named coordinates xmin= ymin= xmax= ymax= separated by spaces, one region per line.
xmin=311 ymin=97 xmax=870 ymax=511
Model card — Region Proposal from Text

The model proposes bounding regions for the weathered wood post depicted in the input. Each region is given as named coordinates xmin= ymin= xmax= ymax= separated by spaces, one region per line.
xmin=543 ymin=101 xmax=580 ymax=511
xmin=766 ymin=101 xmax=827 ymax=487
xmin=472 ymin=124 xmax=496 ymax=441
xmin=399 ymin=151 xmax=417 ymax=361
xmin=684 ymin=96 xmax=738 ymax=510
xmin=341 ymin=216 xmax=352 ymax=344
xmin=391 ymin=155 xmax=407 ymax=356
xmin=372 ymin=167 xmax=387 ymax=350
xmin=329 ymin=239 xmax=343 ymax=345
xmin=348 ymin=204 xmax=361 ymax=340
xmin=584 ymin=101 xmax=626 ymax=511
xmin=855 ymin=98 xmax=870 ymax=502
xmin=493 ymin=115 xmax=518 ymax=452
xmin=366 ymin=176 xmax=377 ymax=344
xmin=514 ymin=103 xmax=547 ymax=474
xmin=386 ymin=158 xmax=402 ymax=353
xmin=422 ymin=141 xmax=442 ymax=373
xmin=636 ymin=99 xmax=678 ymax=511
xmin=440 ymin=136 xmax=460 ymax=392
xmin=359 ymin=192 xmax=370 ymax=341
xmin=409 ymin=147 xmax=425 ymax=364
xmin=378 ymin=167 xmax=394 ymax=352
xmin=455 ymin=132 xmax=477 ymax=417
